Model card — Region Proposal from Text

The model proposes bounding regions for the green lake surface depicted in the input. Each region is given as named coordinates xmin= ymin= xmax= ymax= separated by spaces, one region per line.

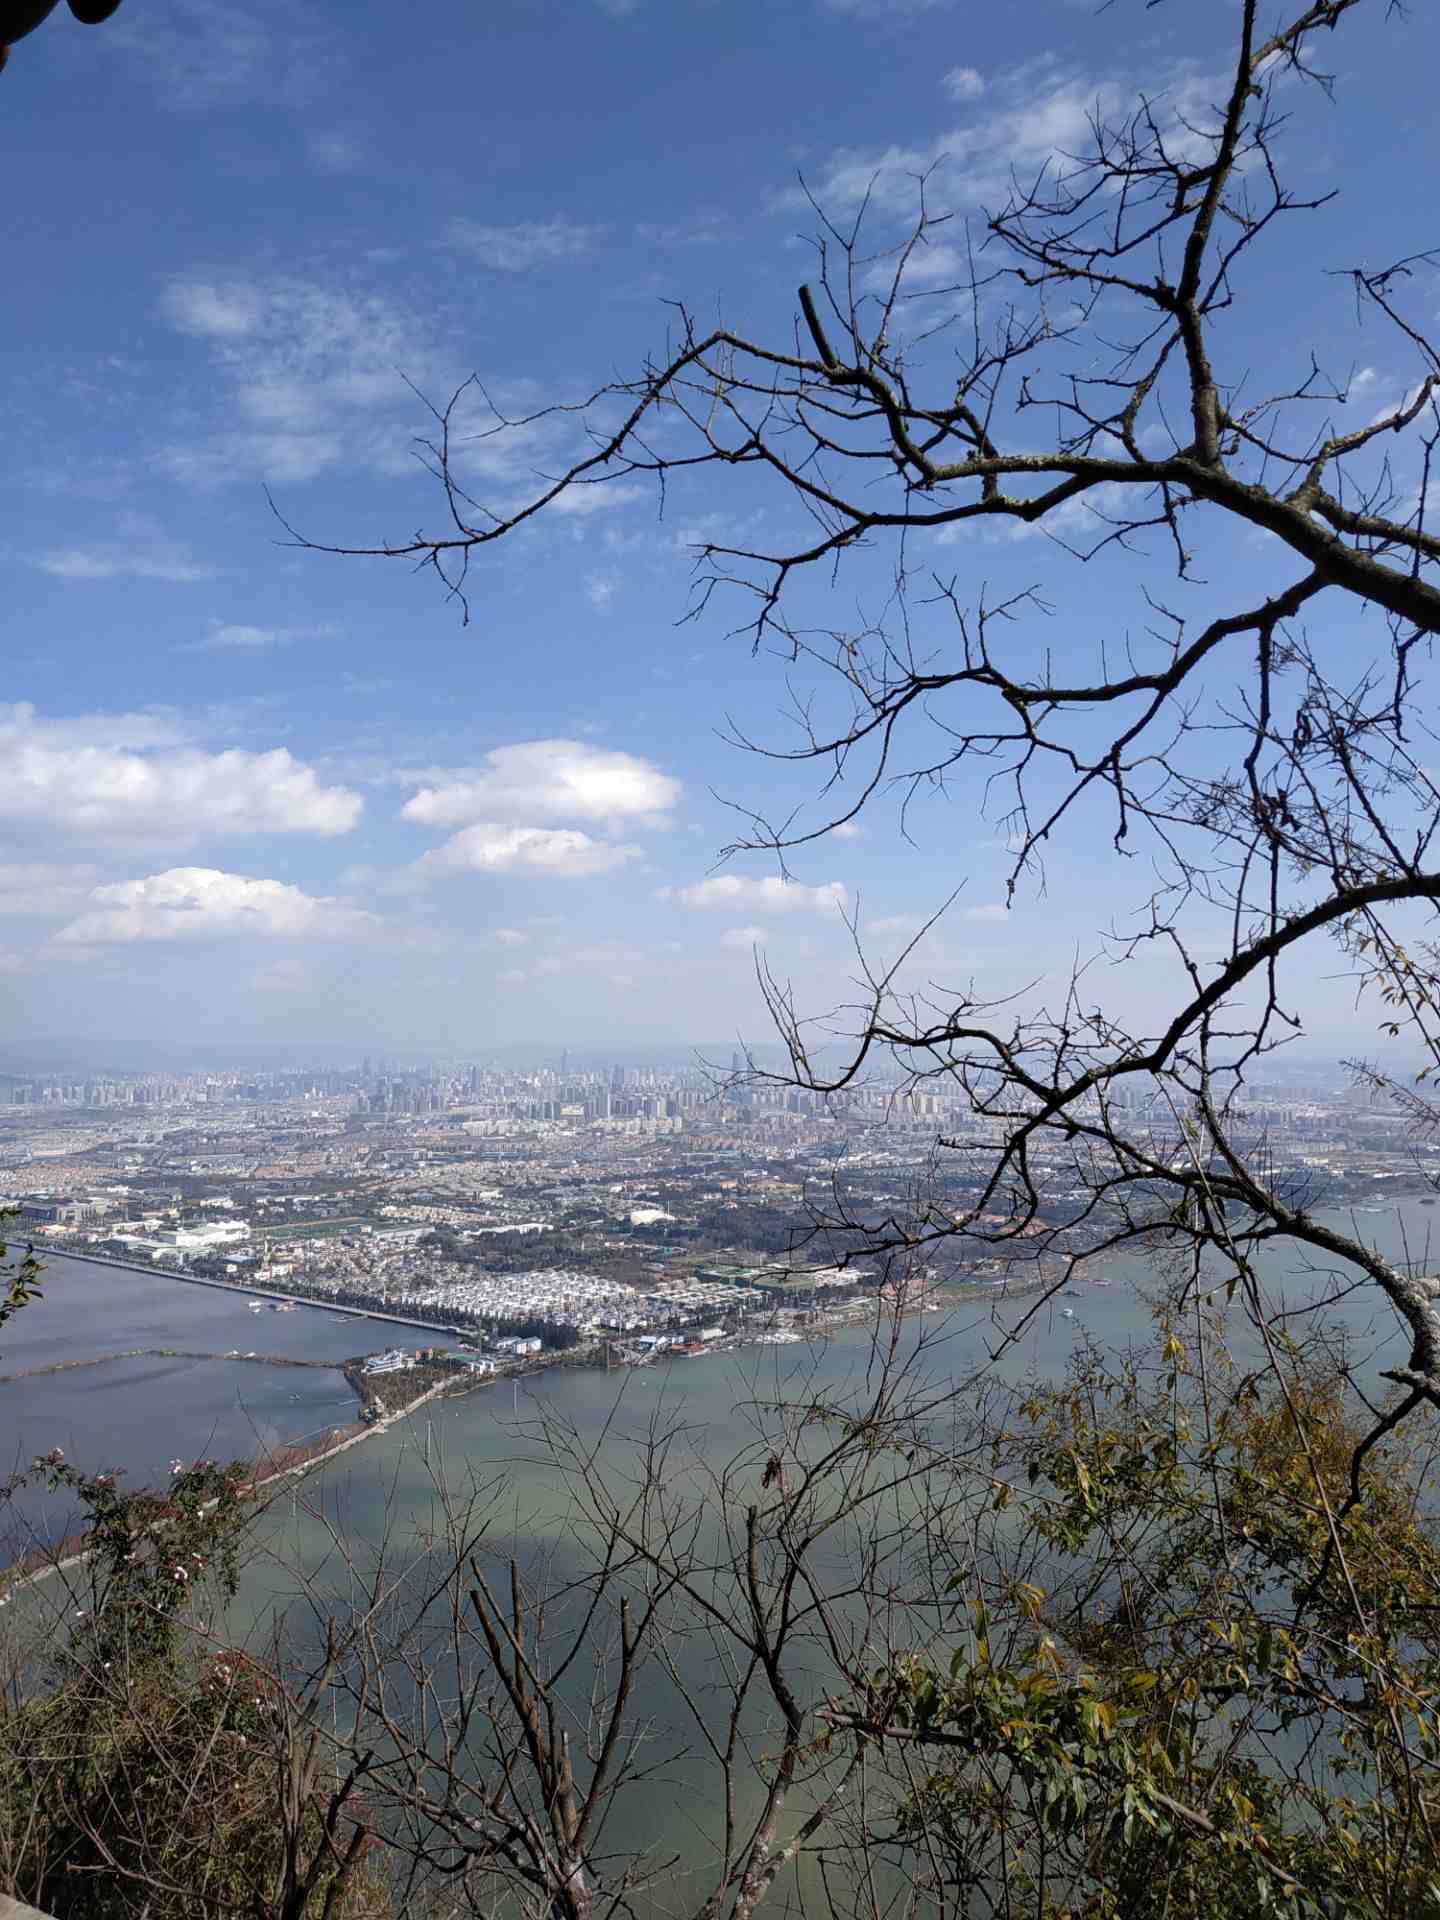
xmin=5 ymin=1201 xmax=1435 ymax=1906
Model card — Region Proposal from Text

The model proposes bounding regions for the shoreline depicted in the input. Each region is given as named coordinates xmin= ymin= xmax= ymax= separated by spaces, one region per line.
xmin=1 ymin=1271 xmax=1072 ymax=1600
xmin=0 ymin=1373 xmax=455 ymax=1603
xmin=32 ymin=1245 xmax=1055 ymax=1375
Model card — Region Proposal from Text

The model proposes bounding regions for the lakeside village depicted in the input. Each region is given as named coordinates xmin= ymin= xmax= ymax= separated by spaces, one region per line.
xmin=4 ymin=1052 xmax=1439 ymax=1402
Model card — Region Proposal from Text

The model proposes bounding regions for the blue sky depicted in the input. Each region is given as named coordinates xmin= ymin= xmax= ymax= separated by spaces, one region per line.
xmin=1 ymin=0 xmax=1435 ymax=1057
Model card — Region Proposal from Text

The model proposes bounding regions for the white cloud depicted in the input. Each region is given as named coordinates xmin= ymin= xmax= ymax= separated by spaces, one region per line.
xmin=1368 ymin=381 xmax=1434 ymax=430
xmin=943 ymin=65 xmax=985 ymax=101
xmin=108 ymin=0 xmax=332 ymax=113
xmin=584 ymin=569 xmax=621 ymax=612
xmin=447 ymin=217 xmax=597 ymax=271
xmin=9 ymin=707 xmax=184 ymax=751
xmin=178 ymin=618 xmax=334 ymax=654
xmin=165 ymin=279 xmax=265 ymax=339
xmin=664 ymin=875 xmax=848 ymax=915
xmin=401 ymin=741 xmax=680 ymax=830
xmin=419 ymin=825 xmax=640 ymax=878
xmin=961 ymin=903 xmax=1008 ymax=921
xmin=720 ymin=925 xmax=769 ymax=949
xmin=57 ymin=868 xmax=375 ymax=945
xmin=492 ymin=927 xmax=528 ymax=947
xmin=161 ymin=279 xmax=647 ymax=516
xmin=974 ymin=476 xmax=1133 ymax=546
xmin=181 ymin=622 xmax=293 ymax=653
xmin=548 ymin=482 xmax=647 ymax=517
xmin=159 ymin=274 xmax=442 ymax=486
xmin=830 ymin=821 xmax=864 ymax=840
xmin=788 ymin=59 xmax=1220 ymax=222
xmin=866 ymin=239 xmax=966 ymax=292
xmin=35 ymin=549 xmax=210 ymax=584
xmin=0 ymin=703 xmax=361 ymax=844
xmin=35 ymin=514 xmax=213 ymax=584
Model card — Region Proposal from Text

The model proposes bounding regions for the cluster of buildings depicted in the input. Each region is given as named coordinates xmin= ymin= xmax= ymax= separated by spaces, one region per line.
xmin=333 ymin=1261 xmax=651 ymax=1333
xmin=4 ymin=1051 xmax=1438 ymax=1353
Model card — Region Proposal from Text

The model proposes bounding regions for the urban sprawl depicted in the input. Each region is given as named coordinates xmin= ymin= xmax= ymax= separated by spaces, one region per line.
xmin=4 ymin=1053 xmax=1435 ymax=1383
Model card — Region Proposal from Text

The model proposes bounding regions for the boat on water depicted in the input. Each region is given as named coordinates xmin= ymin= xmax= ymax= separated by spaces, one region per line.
xmin=1061 ymin=1307 xmax=1075 ymax=1319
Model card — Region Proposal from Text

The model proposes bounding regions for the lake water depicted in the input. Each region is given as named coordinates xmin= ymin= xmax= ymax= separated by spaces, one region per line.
xmin=6 ymin=1203 xmax=1435 ymax=1909
xmin=6 ymin=1198 xmax=1432 ymax=1508
xmin=224 ymin=1198 xmax=1434 ymax=1907
xmin=217 ymin=1192 xmax=1435 ymax=1653
xmin=0 ymin=1255 xmax=366 ymax=1548
xmin=1 ymin=1254 xmax=374 ymax=1376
